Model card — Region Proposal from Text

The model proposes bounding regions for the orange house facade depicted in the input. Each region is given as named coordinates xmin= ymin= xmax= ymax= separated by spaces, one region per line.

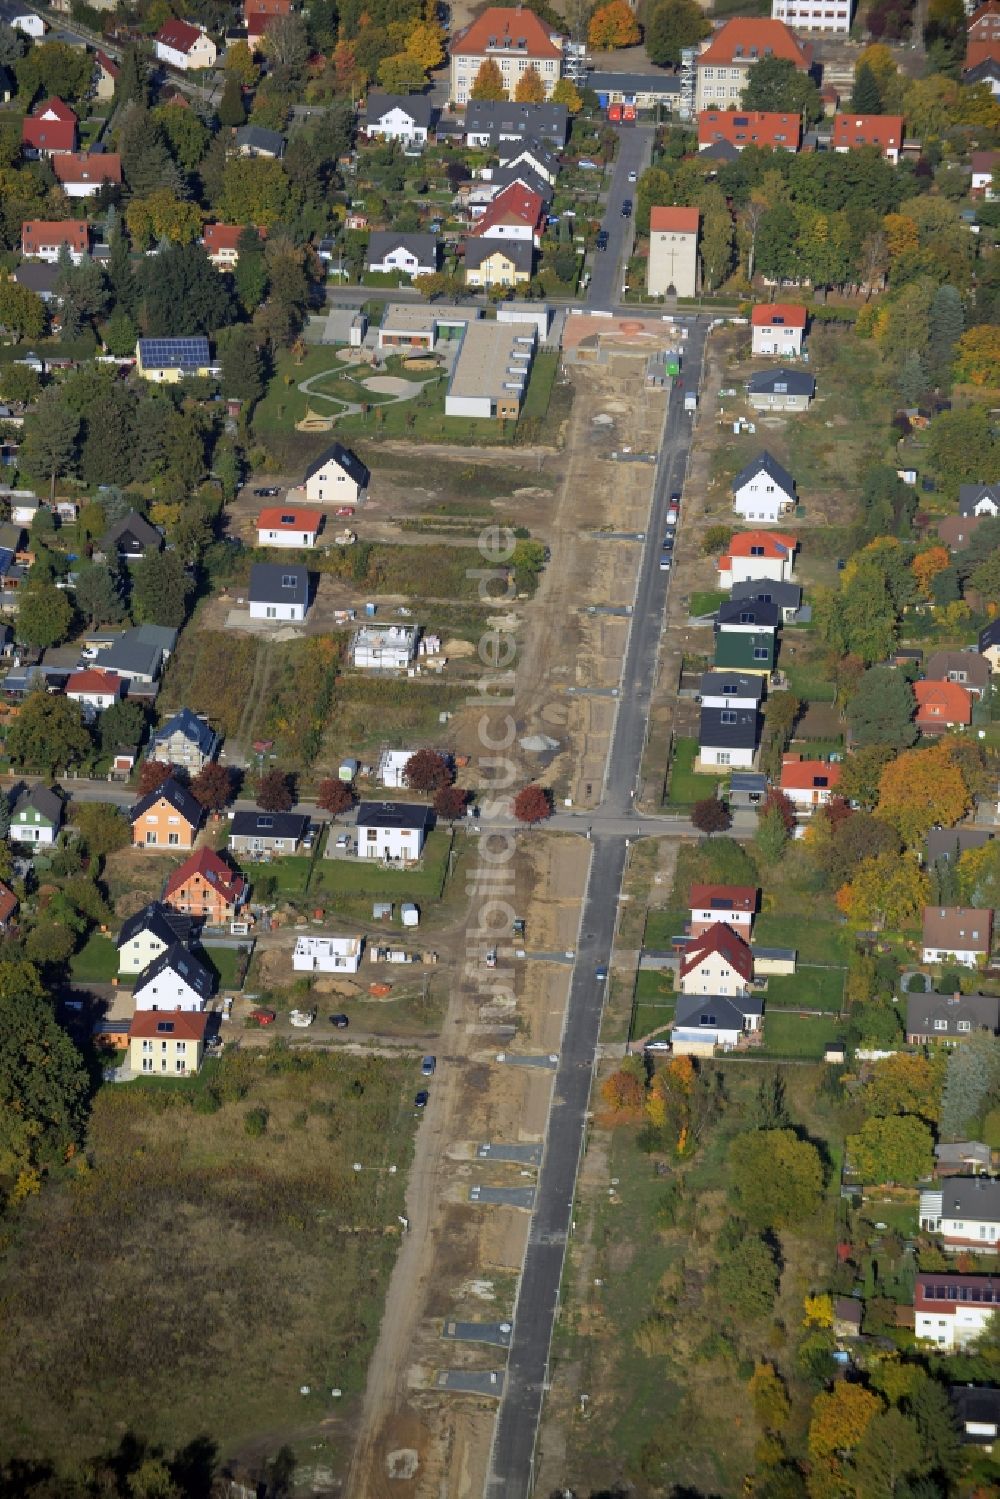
xmin=130 ymin=779 xmax=202 ymax=851
xmin=163 ymin=847 xmax=248 ymax=925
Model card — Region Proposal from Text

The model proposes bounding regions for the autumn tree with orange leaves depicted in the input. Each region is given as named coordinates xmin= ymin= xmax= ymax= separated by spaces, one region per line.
xmin=876 ymin=739 xmax=970 ymax=847
xmin=911 ymin=545 xmax=950 ymax=597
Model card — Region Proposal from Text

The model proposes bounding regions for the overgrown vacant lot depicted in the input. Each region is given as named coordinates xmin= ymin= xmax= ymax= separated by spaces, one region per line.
xmin=0 ymin=1048 xmax=417 ymax=1474
xmin=158 ymin=629 xmax=260 ymax=741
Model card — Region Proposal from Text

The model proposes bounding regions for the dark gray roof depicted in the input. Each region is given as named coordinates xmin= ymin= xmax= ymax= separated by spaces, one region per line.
xmin=940 ymin=1177 xmax=1000 ymax=1224
xmin=249 ymin=562 xmax=309 ymax=607
xmin=153 ymin=708 xmax=219 ymax=756
xmin=230 ymin=810 xmax=310 ymax=841
xmin=747 ymin=368 xmax=815 ymax=397
xmin=584 ymin=69 xmax=680 ymax=96
xmin=365 ymin=90 xmax=434 ymax=129
xmin=302 ymin=441 xmax=369 ymax=486
xmin=980 ymin=620 xmax=1000 ymax=652
xmin=699 ymin=671 xmax=765 ymax=702
xmin=134 ymin=623 xmax=177 ymax=653
xmin=130 ymin=775 xmax=202 ymax=828
xmin=490 ymin=162 xmax=553 ymax=201
xmin=699 ymin=138 xmax=740 ymax=161
xmin=498 ymin=136 xmax=558 ymax=174
xmin=926 ymin=649 xmax=991 ymax=689
xmin=731 ymin=579 xmax=802 ymax=609
xmin=732 ymin=450 xmax=796 ymax=497
xmin=959 ymin=483 xmax=1000 ymax=518
xmin=699 ymin=705 xmax=760 ymax=750
xmin=101 ymin=631 xmax=163 ymax=680
xmin=117 ymin=901 xmax=194 ymax=952
xmin=716 ymin=598 xmax=781 ymax=630
xmin=356 ymin=800 xmax=434 ymax=830
xmin=675 ymin=993 xmax=763 ymax=1031
xmin=12 ymin=784 xmax=63 ymax=825
xmin=730 ymin=771 xmax=768 ymax=792
xmin=463 ymin=237 xmax=534 ymax=273
xmin=925 ymin=826 xmax=993 ymax=866
xmin=13 ymin=262 xmax=60 ymax=296
xmin=462 ymin=99 xmax=568 ymax=145
xmin=906 ymin=990 xmax=1000 ymax=1039
xmin=367 ymin=230 xmax=438 ymax=266
xmin=102 ymin=510 xmax=163 ymax=553
xmin=964 ymin=56 xmax=1000 ymax=83
xmin=951 ymin=1384 xmax=1000 ymax=1439
xmin=133 ymin=941 xmax=213 ymax=1001
xmin=234 ymin=124 xmax=285 ymax=156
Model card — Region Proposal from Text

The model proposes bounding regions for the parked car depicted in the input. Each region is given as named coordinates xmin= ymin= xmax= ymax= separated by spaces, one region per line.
xmin=249 ymin=1008 xmax=276 ymax=1026
xmin=670 ymin=491 xmax=681 ymax=505
xmin=254 ymin=486 xmax=280 ymax=497
xmin=302 ymin=826 xmax=316 ymax=851
xmin=414 ymin=1089 xmax=429 ymax=1109
xmin=329 ymin=1013 xmax=349 ymax=1029
xmin=335 ymin=832 xmax=351 ymax=850
xmin=621 ymin=198 xmax=632 ymax=218
xmin=335 ymin=506 xmax=355 ymax=517
xmin=627 ymin=169 xmax=638 ymax=182
xmin=662 ymin=534 xmax=674 ymax=551
xmin=421 ymin=1055 xmax=436 ymax=1076
xmin=595 ymin=964 xmax=608 ymax=981
xmin=659 ymin=554 xmax=672 ymax=571
xmin=596 ymin=229 xmax=609 ymax=251
xmin=289 ymin=1008 xmax=315 ymax=1028
xmin=666 ymin=506 xmax=679 ymax=526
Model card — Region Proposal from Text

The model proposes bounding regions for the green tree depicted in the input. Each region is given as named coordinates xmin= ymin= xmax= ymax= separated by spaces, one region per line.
xmin=728 ymin=1128 xmax=824 ymax=1230
xmin=155 ymin=101 xmax=211 ymax=172
xmin=7 ymin=690 xmax=90 ymax=773
xmin=645 ymin=0 xmax=710 ymax=65
xmin=0 ymin=280 xmax=45 ymax=345
xmin=72 ymin=800 xmax=131 ymax=858
xmin=846 ymin=666 xmax=917 ymax=749
xmin=754 ymin=805 xmax=789 ymax=866
xmin=941 ymin=1031 xmax=1000 ymax=1139
xmin=714 ymin=1233 xmax=780 ymax=1320
xmin=378 ymin=51 xmax=429 ymax=91
xmin=0 ymin=981 xmax=89 ymax=1190
xmin=141 ymin=243 xmax=234 ymax=337
xmin=130 ymin=549 xmax=193 ymax=628
xmin=219 ymin=156 xmax=294 ymax=228
xmin=19 ymin=389 xmax=80 ymax=503
xmin=853 ymin=1410 xmax=927 ymax=1499
xmin=742 ymin=56 xmax=822 ymax=123
xmin=17 ymin=584 xmax=73 ymax=649
xmin=957 ymin=840 xmax=1000 ymax=908
xmin=80 ymin=379 xmax=138 ymax=487
xmin=74 ymin=561 xmax=124 ymax=628
xmin=928 ymin=404 xmax=995 ymax=496
xmin=218 ymin=72 xmax=247 ymax=128
xmin=221 ymin=327 xmax=265 ymax=403
xmin=469 ymin=57 xmax=506 ymax=100
xmin=103 ymin=307 xmax=138 ymax=358
xmin=0 ymin=363 xmax=39 ymax=406
xmin=118 ymin=103 xmax=181 ymax=199
xmin=98 ymin=699 xmax=146 ymax=753
xmin=233 ymin=226 xmax=268 ymax=312
xmin=16 ymin=39 xmax=92 ymax=101
xmin=850 ymin=60 xmax=883 ymax=112
xmin=847 ymin=1114 xmax=934 ymax=1185
xmin=926 ymin=283 xmax=964 ymax=384
xmin=115 ymin=44 xmax=149 ymax=108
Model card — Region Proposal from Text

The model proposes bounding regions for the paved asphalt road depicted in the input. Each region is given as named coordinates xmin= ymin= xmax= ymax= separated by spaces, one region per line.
xmin=585 ymin=124 xmax=652 ymax=312
xmin=485 ymin=317 xmax=708 ymax=1499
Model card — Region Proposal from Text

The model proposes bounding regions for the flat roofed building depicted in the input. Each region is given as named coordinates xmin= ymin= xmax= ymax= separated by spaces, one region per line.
xmin=445 ymin=318 xmax=537 ymax=420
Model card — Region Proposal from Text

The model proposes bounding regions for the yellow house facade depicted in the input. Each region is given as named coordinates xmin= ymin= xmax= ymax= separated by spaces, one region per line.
xmin=128 ymin=1009 xmax=208 ymax=1076
xmin=134 ymin=337 xmax=213 ymax=383
xmin=464 ymin=242 xmax=532 ymax=289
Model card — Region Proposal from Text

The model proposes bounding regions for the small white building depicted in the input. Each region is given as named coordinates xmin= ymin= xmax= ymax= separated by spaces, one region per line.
xmin=292 ymin=934 xmax=364 ymax=974
xmin=0 ymin=3 xmax=44 ymax=35
xmin=363 ymin=91 xmax=433 ymax=143
xmin=366 ymin=232 xmax=438 ymax=279
xmin=256 ymin=507 xmax=323 ymax=548
xmin=771 ymin=0 xmax=851 ymax=32
xmin=352 ymin=624 xmax=418 ymax=671
xmin=302 ymin=442 xmax=368 ymax=506
xmin=751 ymin=303 xmax=807 ymax=356
xmin=356 ymin=801 xmax=433 ymax=862
xmin=132 ymin=944 xmax=213 ymax=1012
xmin=378 ymin=748 xmax=417 ymax=788
xmin=919 ymin=1179 xmax=1000 ymax=1252
xmin=732 ymin=452 xmax=797 ymax=524
xmin=248 ymin=562 xmax=309 ymax=623
xmin=155 ymin=17 xmax=217 ymax=68
xmin=915 ymin=1273 xmax=1000 ymax=1349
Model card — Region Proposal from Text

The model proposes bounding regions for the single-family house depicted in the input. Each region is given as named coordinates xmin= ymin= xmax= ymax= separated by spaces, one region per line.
xmin=244 ymin=0 xmax=292 ymax=46
xmin=150 ymin=708 xmax=219 ymax=771
xmin=496 ymin=138 xmax=559 ymax=185
xmin=129 ymin=776 xmax=203 ymax=850
xmin=203 ymin=222 xmax=263 ymax=268
xmin=980 ymin=619 xmax=1000 ymax=672
xmin=732 ymin=452 xmax=796 ymax=524
xmin=679 ymin=921 xmax=753 ymax=996
xmin=366 ymin=231 xmax=439 ymax=279
xmin=746 ymin=368 xmax=815 ymax=412
xmin=972 ymin=149 xmax=998 ymax=198
xmin=689 ymin=882 xmax=758 ymax=937
xmin=939 ymin=516 xmax=985 ymax=552
xmin=699 ymin=671 xmax=766 ymax=711
xmin=155 ymin=19 xmax=217 ymax=69
xmin=925 ymin=826 xmax=993 ymax=867
xmin=135 ymin=337 xmax=213 ymax=382
xmin=364 ymin=91 xmax=434 ymax=143
xmin=647 ymin=206 xmax=699 ymax=299
xmin=959 ymin=483 xmax=1000 ymax=518
xmin=951 ymin=1386 xmax=1000 ymax=1446
xmin=779 ymin=754 xmax=841 ymax=813
xmin=914 ymin=679 xmax=973 ymax=733
xmin=907 ymin=990 xmax=999 ymax=1043
xmin=693 ymin=19 xmax=812 ymax=113
xmin=963 ymin=51 xmax=1000 ymax=93
xmin=0 ymin=1 xmax=44 ymax=36
xmin=356 ymin=801 xmax=433 ymax=862
xmin=698 ymin=703 xmax=761 ymax=769
xmin=698 ymin=110 xmax=802 ymax=153
xmin=936 ymin=1141 xmax=993 ymax=1176
xmin=229 ymin=810 xmax=310 ymax=856
xmin=257 ymin=506 xmax=323 ymax=548
xmin=718 ymin=530 xmax=798 ymax=587
xmin=116 ymin=901 xmax=195 ymax=976
xmin=0 ymin=879 xmax=17 ymax=931
xmin=53 ymin=150 xmax=122 ymax=198
xmin=730 ymin=578 xmax=802 ymax=619
xmin=482 ymin=160 xmax=553 ymax=204
xmin=832 ymin=113 xmax=905 ymax=164
xmin=713 ymin=628 xmax=776 ymax=675
xmin=672 ymin=991 xmax=763 ymax=1054
xmin=21 ymin=98 xmax=77 ymax=157
xmin=463 ymin=237 xmax=534 ymax=288
xmin=12 ymin=262 xmax=60 ymax=302
xmin=129 ymin=1007 xmax=208 ymax=1076
xmin=915 ymin=1273 xmax=1000 ymax=1349
xmin=302 ymin=442 xmax=368 ymax=505
xmin=101 ymin=510 xmax=164 ymax=561
xmin=133 ymin=943 xmax=213 ymax=1012
xmin=21 ymin=219 xmax=88 ymax=263
xmin=919 ymin=1178 xmax=1000 ymax=1253
xmin=922 ymin=906 xmax=993 ymax=967
xmin=472 ymin=183 xmax=545 ymax=246
xmin=461 ymin=99 xmax=568 ymax=149
xmin=751 ymin=303 xmax=807 ymax=356
xmin=93 ymin=50 xmax=118 ymax=102
xmin=65 ymin=668 xmax=123 ymax=712
xmin=163 ymin=846 xmax=248 ymax=925
xmin=716 ymin=598 xmax=781 ymax=635
xmin=100 ymin=624 xmax=174 ymax=685
xmin=248 ymin=562 xmax=309 ymax=622
xmin=925 ymin=650 xmax=991 ymax=700
xmin=449 ymin=7 xmax=564 ymax=108
xmin=351 ymin=623 xmax=418 ymax=671
xmin=292 ymin=934 xmax=364 ymax=973
xmin=233 ymin=124 xmax=285 ymax=158
xmin=11 ymin=785 xmax=63 ymax=845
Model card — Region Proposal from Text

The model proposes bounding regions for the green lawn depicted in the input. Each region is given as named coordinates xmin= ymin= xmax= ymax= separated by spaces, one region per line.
xmin=667 ymin=737 xmax=727 ymax=807
xmin=643 ymin=909 xmax=689 ymax=948
xmin=196 ymin=944 xmax=249 ymax=992
xmin=764 ymin=966 xmax=845 ymax=1013
xmin=519 ymin=349 xmax=559 ymax=421
xmin=70 ymin=934 xmax=119 ymax=983
xmin=310 ymin=828 xmax=451 ymax=901
xmin=757 ymin=1011 xmax=842 ymax=1058
xmin=632 ymin=969 xmax=676 ymax=1041
xmin=753 ymin=914 xmax=853 ymax=964
xmin=689 ymin=590 xmax=727 ymax=618
xmin=783 ymin=661 xmax=837 ymax=703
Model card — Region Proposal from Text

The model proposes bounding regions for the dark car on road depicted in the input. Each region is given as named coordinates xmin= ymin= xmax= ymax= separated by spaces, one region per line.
xmin=621 ymin=198 xmax=632 ymax=218
xmin=254 ymin=486 xmax=280 ymax=497
xmin=329 ymin=1013 xmax=349 ymax=1029
xmin=414 ymin=1089 xmax=429 ymax=1109
xmin=596 ymin=229 xmax=609 ymax=251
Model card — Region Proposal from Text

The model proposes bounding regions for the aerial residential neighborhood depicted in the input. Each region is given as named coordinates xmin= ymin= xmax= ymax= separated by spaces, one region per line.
xmin=0 ymin=0 xmax=996 ymax=1492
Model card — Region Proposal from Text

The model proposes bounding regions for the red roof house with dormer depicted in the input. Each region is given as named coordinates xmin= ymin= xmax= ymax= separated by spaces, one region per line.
xmin=21 ymin=97 xmax=77 ymax=156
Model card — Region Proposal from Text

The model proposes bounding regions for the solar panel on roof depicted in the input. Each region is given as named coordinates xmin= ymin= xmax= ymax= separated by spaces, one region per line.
xmin=138 ymin=336 xmax=210 ymax=369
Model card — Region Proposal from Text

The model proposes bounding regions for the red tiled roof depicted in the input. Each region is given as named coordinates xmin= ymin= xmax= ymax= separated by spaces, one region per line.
xmin=914 ymin=679 xmax=972 ymax=724
xmin=53 ymin=151 xmax=122 ymax=186
xmin=698 ymin=18 xmax=810 ymax=69
xmin=163 ymin=847 xmax=247 ymax=907
xmin=915 ymin=1272 xmax=1000 ymax=1313
xmin=34 ymin=96 xmax=77 ymax=123
xmin=689 ymin=883 xmax=758 ymax=914
xmin=473 ymin=182 xmax=544 ymax=236
xmin=831 ymin=113 xmax=904 ymax=151
xmin=680 ymin=921 xmax=754 ymax=981
xmin=751 ymin=303 xmax=807 ymax=329
xmin=21 ymin=102 xmax=77 ymax=154
xmin=258 ymin=506 xmax=322 ymax=532
xmin=157 ymin=18 xmax=205 ymax=52
xmin=22 ymin=219 xmax=89 ymax=252
xmin=129 ymin=1008 xmax=209 ymax=1041
xmin=780 ymin=756 xmax=841 ymax=792
xmin=650 ymin=206 xmax=700 ymax=233
xmin=698 ymin=109 xmax=801 ymax=151
xmin=922 ymin=905 xmax=992 ymax=950
xmin=0 ymin=881 xmax=18 ymax=925
xmin=95 ymin=49 xmax=119 ymax=78
xmin=203 ymin=223 xmax=244 ymax=254
xmin=972 ymin=150 xmax=998 ymax=173
xmin=451 ymin=5 xmax=563 ymax=60
xmin=726 ymin=530 xmax=798 ymax=558
xmin=66 ymin=669 xmax=123 ymax=695
xmin=966 ymin=38 xmax=1000 ymax=65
